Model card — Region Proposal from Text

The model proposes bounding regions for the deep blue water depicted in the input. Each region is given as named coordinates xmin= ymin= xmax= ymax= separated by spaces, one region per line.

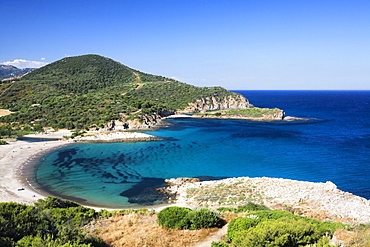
xmin=32 ymin=91 xmax=370 ymax=207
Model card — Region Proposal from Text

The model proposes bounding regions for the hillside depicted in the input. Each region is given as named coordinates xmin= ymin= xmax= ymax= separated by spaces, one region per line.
xmin=0 ymin=65 xmax=35 ymax=79
xmin=0 ymin=55 xmax=251 ymax=133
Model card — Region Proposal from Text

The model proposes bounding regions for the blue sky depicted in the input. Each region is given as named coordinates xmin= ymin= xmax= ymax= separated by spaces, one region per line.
xmin=1 ymin=0 xmax=369 ymax=90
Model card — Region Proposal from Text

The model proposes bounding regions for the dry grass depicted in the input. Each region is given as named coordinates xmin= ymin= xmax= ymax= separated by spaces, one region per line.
xmin=87 ymin=213 xmax=218 ymax=247
xmin=347 ymin=227 xmax=370 ymax=247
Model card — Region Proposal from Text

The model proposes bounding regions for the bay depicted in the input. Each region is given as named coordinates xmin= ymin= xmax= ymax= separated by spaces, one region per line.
xmin=33 ymin=90 xmax=370 ymax=207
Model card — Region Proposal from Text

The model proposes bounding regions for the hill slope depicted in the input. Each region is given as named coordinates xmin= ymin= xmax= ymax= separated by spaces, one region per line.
xmin=0 ymin=55 xmax=251 ymax=132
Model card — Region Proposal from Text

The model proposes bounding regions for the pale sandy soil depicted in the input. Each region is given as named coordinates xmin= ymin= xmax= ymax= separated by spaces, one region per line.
xmin=0 ymin=109 xmax=13 ymax=117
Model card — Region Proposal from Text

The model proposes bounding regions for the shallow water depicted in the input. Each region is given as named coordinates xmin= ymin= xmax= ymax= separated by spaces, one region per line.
xmin=33 ymin=91 xmax=370 ymax=207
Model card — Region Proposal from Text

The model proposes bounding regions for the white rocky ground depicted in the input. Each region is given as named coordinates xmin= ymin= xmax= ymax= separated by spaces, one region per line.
xmin=73 ymin=131 xmax=160 ymax=142
xmin=164 ymin=177 xmax=370 ymax=224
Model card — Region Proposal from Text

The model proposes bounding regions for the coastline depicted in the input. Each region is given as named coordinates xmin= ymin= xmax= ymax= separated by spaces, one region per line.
xmin=0 ymin=130 xmax=162 ymax=208
xmin=0 ymin=131 xmax=72 ymax=205
xmin=2 ymin=129 xmax=370 ymax=223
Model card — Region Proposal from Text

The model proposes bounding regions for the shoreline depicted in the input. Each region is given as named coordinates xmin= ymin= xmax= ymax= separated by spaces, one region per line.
xmin=2 ymin=130 xmax=370 ymax=223
xmin=0 ymin=130 xmax=165 ymax=209
xmin=0 ymin=133 xmax=72 ymax=205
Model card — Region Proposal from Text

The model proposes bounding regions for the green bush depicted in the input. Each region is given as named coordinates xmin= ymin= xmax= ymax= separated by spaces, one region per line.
xmin=235 ymin=202 xmax=270 ymax=212
xmin=157 ymin=206 xmax=192 ymax=229
xmin=226 ymin=210 xmax=345 ymax=247
xmin=232 ymin=217 xmax=328 ymax=247
xmin=218 ymin=202 xmax=269 ymax=213
xmin=211 ymin=241 xmax=229 ymax=247
xmin=185 ymin=208 xmax=223 ymax=230
xmin=34 ymin=196 xmax=80 ymax=210
xmin=157 ymin=207 xmax=224 ymax=230
xmin=0 ymin=197 xmax=105 ymax=247
xmin=226 ymin=217 xmax=260 ymax=242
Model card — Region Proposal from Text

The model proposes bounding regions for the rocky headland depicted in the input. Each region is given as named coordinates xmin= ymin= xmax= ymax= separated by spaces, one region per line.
xmin=177 ymin=94 xmax=253 ymax=113
xmin=160 ymin=177 xmax=370 ymax=224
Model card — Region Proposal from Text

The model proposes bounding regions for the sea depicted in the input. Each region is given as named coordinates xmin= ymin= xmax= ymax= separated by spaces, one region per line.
xmin=27 ymin=90 xmax=370 ymax=208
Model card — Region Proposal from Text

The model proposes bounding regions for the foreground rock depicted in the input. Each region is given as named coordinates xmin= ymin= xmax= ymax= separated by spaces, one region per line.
xmin=161 ymin=177 xmax=370 ymax=223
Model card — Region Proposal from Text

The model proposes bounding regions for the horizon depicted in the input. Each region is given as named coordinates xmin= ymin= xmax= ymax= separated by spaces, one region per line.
xmin=1 ymin=0 xmax=370 ymax=90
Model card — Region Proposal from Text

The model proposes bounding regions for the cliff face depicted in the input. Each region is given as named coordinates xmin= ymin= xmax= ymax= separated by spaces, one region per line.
xmin=103 ymin=112 xmax=166 ymax=130
xmin=100 ymin=94 xmax=254 ymax=130
xmin=178 ymin=94 xmax=253 ymax=114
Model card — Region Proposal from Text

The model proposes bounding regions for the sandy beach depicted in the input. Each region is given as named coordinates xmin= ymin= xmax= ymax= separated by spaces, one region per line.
xmin=0 ymin=130 xmax=73 ymax=205
xmin=0 ymin=130 xmax=161 ymax=208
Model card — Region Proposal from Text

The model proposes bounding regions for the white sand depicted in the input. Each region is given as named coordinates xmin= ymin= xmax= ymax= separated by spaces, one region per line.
xmin=0 ymin=130 xmax=163 ymax=209
xmin=0 ymin=130 xmax=73 ymax=205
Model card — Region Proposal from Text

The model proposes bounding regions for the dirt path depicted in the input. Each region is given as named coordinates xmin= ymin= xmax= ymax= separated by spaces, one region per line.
xmin=191 ymin=224 xmax=228 ymax=247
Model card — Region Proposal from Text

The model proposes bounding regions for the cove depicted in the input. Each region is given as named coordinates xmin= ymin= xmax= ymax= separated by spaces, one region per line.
xmin=32 ymin=91 xmax=370 ymax=207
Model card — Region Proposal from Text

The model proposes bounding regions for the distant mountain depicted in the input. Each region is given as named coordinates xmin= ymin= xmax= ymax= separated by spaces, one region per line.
xmin=0 ymin=54 xmax=251 ymax=131
xmin=0 ymin=65 xmax=36 ymax=79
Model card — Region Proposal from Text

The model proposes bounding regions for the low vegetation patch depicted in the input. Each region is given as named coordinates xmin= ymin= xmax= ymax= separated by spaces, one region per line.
xmin=194 ymin=107 xmax=282 ymax=118
xmin=218 ymin=210 xmax=346 ymax=247
xmin=157 ymin=206 xmax=224 ymax=230
xmin=0 ymin=197 xmax=106 ymax=247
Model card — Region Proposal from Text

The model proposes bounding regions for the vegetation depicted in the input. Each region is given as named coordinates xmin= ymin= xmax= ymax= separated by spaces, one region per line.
xmin=347 ymin=224 xmax=370 ymax=246
xmin=0 ymin=54 xmax=244 ymax=139
xmin=0 ymin=197 xmax=106 ymax=247
xmin=194 ymin=107 xmax=283 ymax=118
xmin=1 ymin=196 xmax=364 ymax=247
xmin=223 ymin=210 xmax=346 ymax=247
xmin=217 ymin=202 xmax=270 ymax=213
xmin=128 ymin=82 xmax=241 ymax=111
xmin=157 ymin=206 xmax=223 ymax=230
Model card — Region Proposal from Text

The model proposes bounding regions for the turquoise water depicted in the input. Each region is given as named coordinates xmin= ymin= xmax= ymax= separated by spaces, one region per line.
xmin=33 ymin=91 xmax=370 ymax=207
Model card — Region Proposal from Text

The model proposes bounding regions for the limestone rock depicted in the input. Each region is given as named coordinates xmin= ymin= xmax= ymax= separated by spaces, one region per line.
xmin=179 ymin=94 xmax=252 ymax=113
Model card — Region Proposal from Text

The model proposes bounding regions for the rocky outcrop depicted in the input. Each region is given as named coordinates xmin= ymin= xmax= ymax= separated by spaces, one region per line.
xmin=101 ymin=113 xmax=167 ymax=131
xmin=99 ymin=93 xmax=253 ymax=130
xmin=159 ymin=177 xmax=370 ymax=224
xmin=178 ymin=94 xmax=253 ymax=114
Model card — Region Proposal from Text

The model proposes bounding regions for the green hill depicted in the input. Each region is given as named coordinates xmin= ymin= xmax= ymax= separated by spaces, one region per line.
xmin=0 ymin=54 xmax=248 ymax=133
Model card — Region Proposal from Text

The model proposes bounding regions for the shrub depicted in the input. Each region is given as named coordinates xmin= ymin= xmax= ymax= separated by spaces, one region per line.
xmin=185 ymin=208 xmax=223 ymax=230
xmin=226 ymin=210 xmax=346 ymax=247
xmin=226 ymin=217 xmax=260 ymax=242
xmin=157 ymin=206 xmax=192 ymax=229
xmin=211 ymin=241 xmax=229 ymax=247
xmin=218 ymin=202 xmax=269 ymax=213
xmin=157 ymin=207 xmax=224 ymax=230
xmin=34 ymin=197 xmax=80 ymax=210
xmin=232 ymin=217 xmax=328 ymax=247
xmin=235 ymin=202 xmax=270 ymax=212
